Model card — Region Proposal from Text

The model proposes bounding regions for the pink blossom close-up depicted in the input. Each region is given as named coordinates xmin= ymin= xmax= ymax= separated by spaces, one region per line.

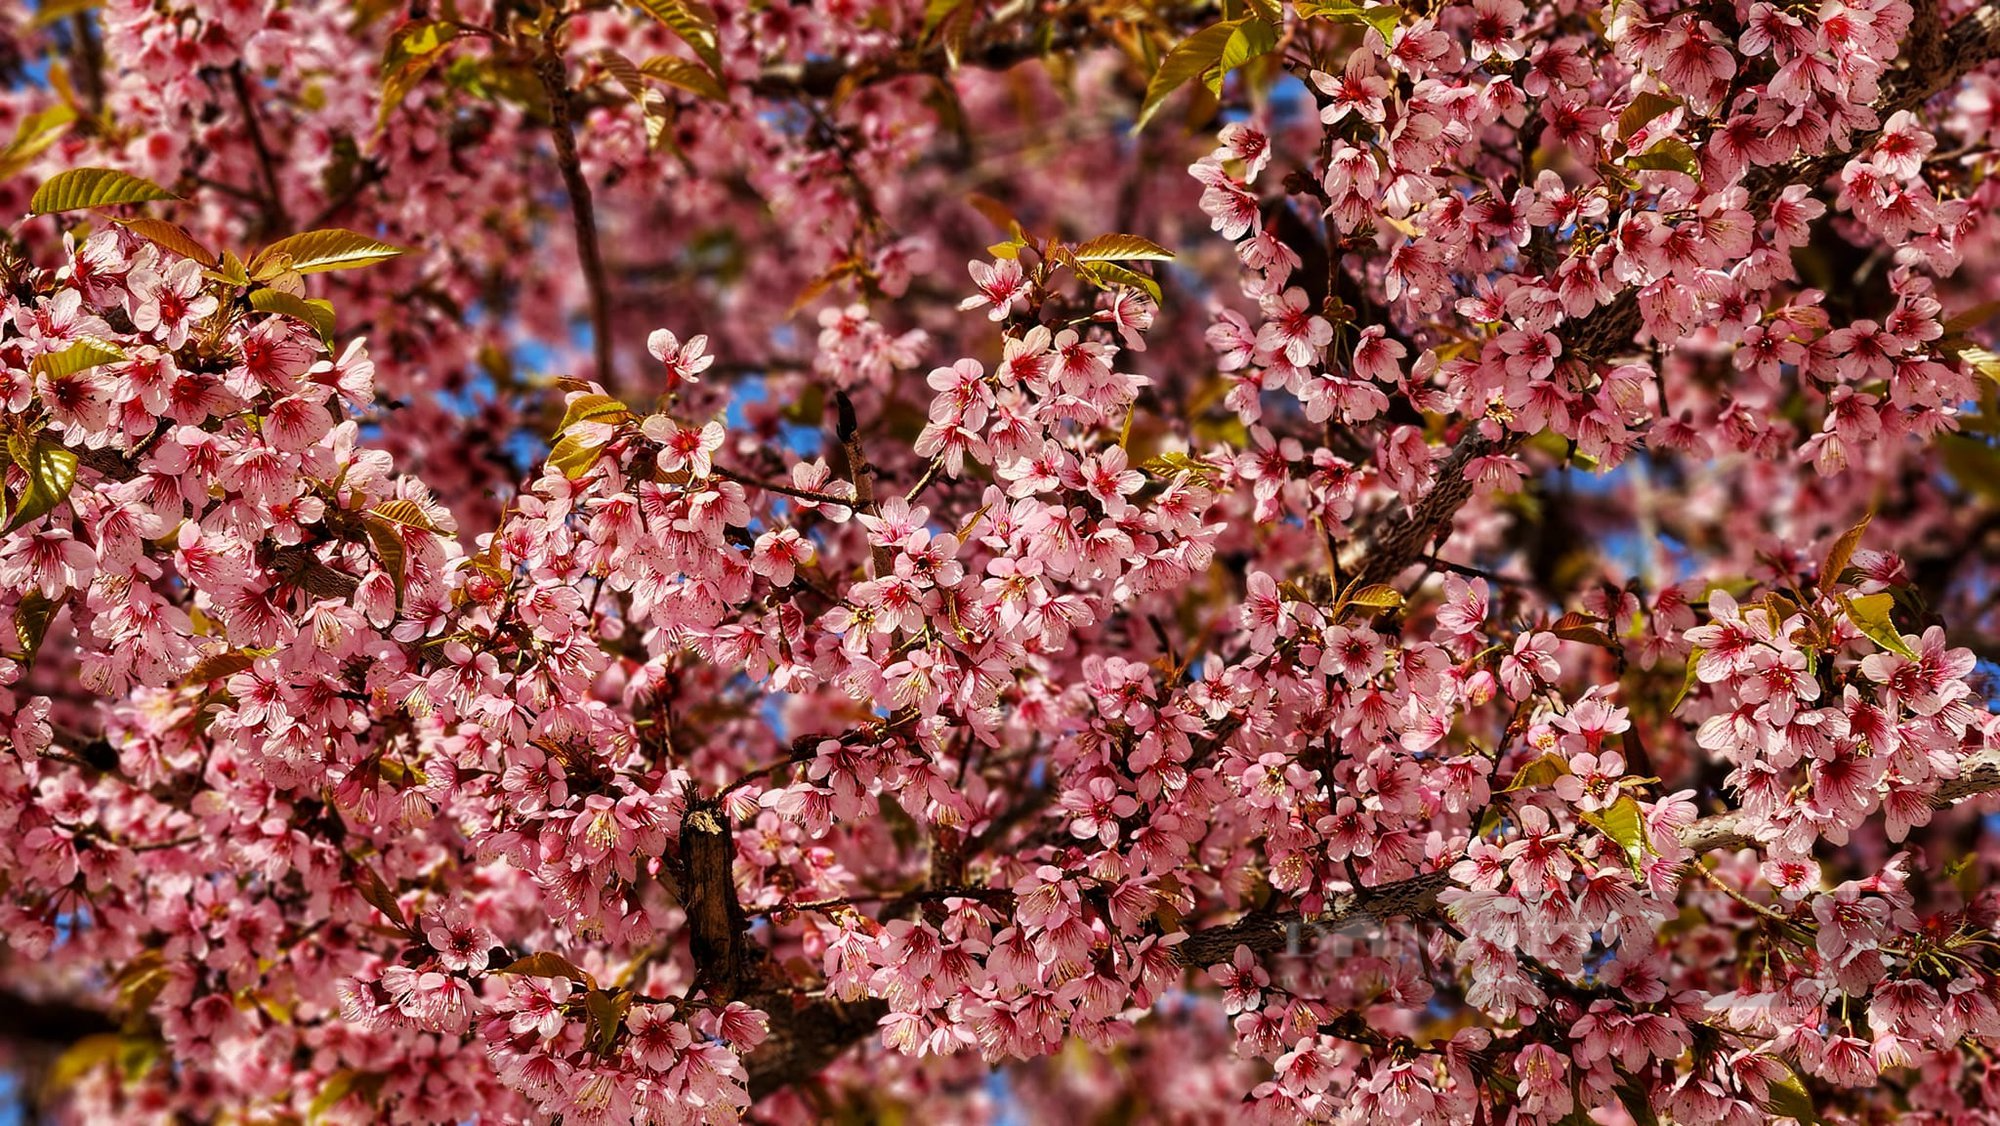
xmin=5 ymin=0 xmax=2000 ymax=1122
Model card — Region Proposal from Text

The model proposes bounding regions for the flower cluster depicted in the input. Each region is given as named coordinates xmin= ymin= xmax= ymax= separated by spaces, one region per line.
xmin=7 ymin=0 xmax=2000 ymax=1123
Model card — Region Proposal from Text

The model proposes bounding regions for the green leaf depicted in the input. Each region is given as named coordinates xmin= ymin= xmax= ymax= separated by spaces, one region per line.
xmin=30 ymin=338 xmax=126 ymax=381
xmin=206 ymin=250 xmax=252 ymax=288
xmin=30 ymin=167 xmax=179 ymax=215
xmin=1616 ymin=91 xmax=1681 ymax=141
xmin=307 ymin=1070 xmax=386 ymax=1125
xmin=548 ymin=431 xmax=608 ymax=479
xmin=378 ymin=20 xmax=459 ymax=133
xmin=307 ymin=1069 xmax=359 ymax=1124
xmin=113 ymin=952 xmax=170 ymax=1020
xmin=46 ymin=1034 xmax=122 ymax=1093
xmin=115 ymin=1035 xmax=161 ymax=1085
xmin=1624 ymin=137 xmax=1698 ymax=175
xmin=639 ymin=54 xmax=727 ymax=101
xmin=1670 ymin=647 xmax=1703 ymax=713
xmin=1820 ymin=512 xmax=1871 ymax=590
xmin=249 ymin=289 xmax=337 ymax=343
xmin=249 ymin=229 xmax=408 ymax=276
xmin=923 ymin=0 xmax=976 ymax=68
xmin=1843 ymin=592 xmax=1916 ymax=658
xmin=583 ymin=988 xmax=633 ymax=1055
xmin=1502 ymin=751 xmax=1571 ymax=792
xmin=14 ymin=590 xmax=62 ymax=661
xmin=1212 ymin=18 xmax=1279 ymax=96
xmin=1294 ymin=0 xmax=1405 ymax=36
xmin=1943 ymin=434 xmax=2000 ymax=501
xmin=632 ymin=0 xmax=725 ymax=78
xmin=1341 ymin=582 xmax=1405 ymax=613
xmin=1136 ymin=20 xmax=1241 ymax=132
xmin=1580 ymin=794 xmax=1653 ymax=875
xmin=1080 ymin=260 xmax=1163 ymax=304
xmin=0 ymin=103 xmax=77 ymax=180
xmin=1071 ymin=232 xmax=1175 ymax=263
xmin=599 ymin=48 xmax=662 ymax=121
xmin=1952 ymin=343 xmax=2000 ymax=384
xmin=1762 ymin=1068 xmax=1822 ymax=1126
xmin=6 ymin=436 xmax=80 ymax=533
xmin=556 ymin=392 xmax=632 ymax=437
xmin=1140 ymin=451 xmax=1220 ymax=481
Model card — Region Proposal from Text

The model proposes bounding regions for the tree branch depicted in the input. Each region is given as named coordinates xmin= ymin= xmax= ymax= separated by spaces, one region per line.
xmin=834 ymin=390 xmax=895 ymax=576
xmin=1173 ymin=745 xmax=2000 ymax=967
xmin=744 ymin=994 xmax=890 ymax=1102
xmin=230 ymin=62 xmax=289 ymax=236
xmin=1349 ymin=429 xmax=1521 ymax=588
xmin=747 ymin=10 xmax=1094 ymax=99
xmin=534 ymin=38 xmax=616 ymax=387
xmin=1344 ymin=0 xmax=2000 ymax=589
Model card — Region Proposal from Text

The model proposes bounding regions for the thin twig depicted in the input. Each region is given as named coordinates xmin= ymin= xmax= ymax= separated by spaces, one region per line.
xmin=230 ymin=62 xmax=289 ymax=235
xmin=902 ymin=454 xmax=948 ymax=504
xmin=834 ymin=390 xmax=894 ymax=575
xmin=534 ymin=34 xmax=616 ymax=387
xmin=712 ymin=465 xmax=856 ymax=507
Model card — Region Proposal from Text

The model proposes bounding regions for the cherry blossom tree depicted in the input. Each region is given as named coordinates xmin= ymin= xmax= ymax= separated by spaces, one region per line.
xmin=6 ymin=0 xmax=2000 ymax=1120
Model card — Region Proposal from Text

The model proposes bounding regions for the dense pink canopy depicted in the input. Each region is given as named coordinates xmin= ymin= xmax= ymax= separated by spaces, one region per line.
xmin=5 ymin=0 xmax=2000 ymax=1122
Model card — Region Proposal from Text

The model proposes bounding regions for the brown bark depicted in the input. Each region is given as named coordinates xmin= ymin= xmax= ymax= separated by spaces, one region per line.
xmin=534 ymin=36 xmax=616 ymax=388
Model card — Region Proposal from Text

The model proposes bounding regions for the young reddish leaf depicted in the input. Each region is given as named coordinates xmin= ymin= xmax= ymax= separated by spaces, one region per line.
xmin=496 ymin=951 xmax=595 ymax=986
xmin=353 ymin=863 xmax=410 ymax=932
xmin=115 ymin=217 xmax=217 ymax=265
xmin=1820 ymin=513 xmax=1872 ymax=590
xmin=183 ymin=647 xmax=276 ymax=685
xmin=1553 ymin=623 xmax=1620 ymax=649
